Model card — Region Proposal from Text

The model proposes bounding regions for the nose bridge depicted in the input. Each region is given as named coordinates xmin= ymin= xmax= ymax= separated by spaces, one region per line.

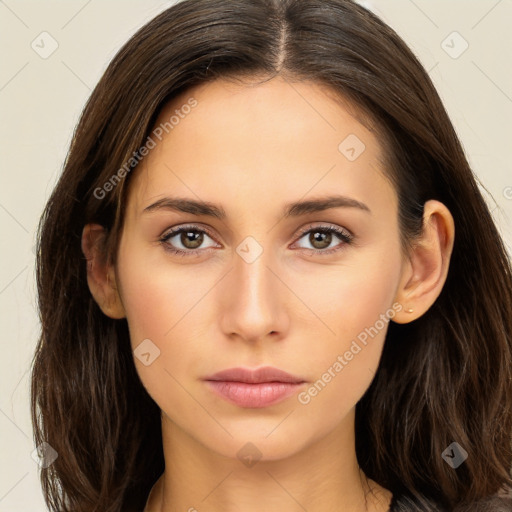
xmin=220 ymin=234 xmax=285 ymax=341
xmin=234 ymin=236 xmax=277 ymax=313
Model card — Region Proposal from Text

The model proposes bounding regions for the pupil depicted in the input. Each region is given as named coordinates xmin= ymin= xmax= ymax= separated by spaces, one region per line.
xmin=182 ymin=231 xmax=202 ymax=249
xmin=311 ymin=231 xmax=331 ymax=249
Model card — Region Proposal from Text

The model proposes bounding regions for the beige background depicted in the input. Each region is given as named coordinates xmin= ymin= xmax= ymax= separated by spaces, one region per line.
xmin=0 ymin=0 xmax=511 ymax=509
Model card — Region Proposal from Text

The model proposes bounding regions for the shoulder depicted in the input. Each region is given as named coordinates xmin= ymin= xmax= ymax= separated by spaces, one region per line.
xmin=453 ymin=496 xmax=512 ymax=512
xmin=390 ymin=494 xmax=512 ymax=511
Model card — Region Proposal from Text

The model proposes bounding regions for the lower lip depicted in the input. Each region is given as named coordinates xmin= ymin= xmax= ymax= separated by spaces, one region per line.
xmin=205 ymin=381 xmax=305 ymax=408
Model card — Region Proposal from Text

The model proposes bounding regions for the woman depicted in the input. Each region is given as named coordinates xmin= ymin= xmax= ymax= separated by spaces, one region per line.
xmin=31 ymin=0 xmax=512 ymax=511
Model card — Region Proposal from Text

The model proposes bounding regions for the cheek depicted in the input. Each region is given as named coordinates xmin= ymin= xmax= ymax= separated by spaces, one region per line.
xmin=291 ymin=250 xmax=401 ymax=413
xmin=290 ymin=244 xmax=401 ymax=345
xmin=116 ymin=239 xmax=208 ymax=345
xmin=115 ymin=240 xmax=223 ymax=410
xmin=115 ymin=262 xmax=202 ymax=427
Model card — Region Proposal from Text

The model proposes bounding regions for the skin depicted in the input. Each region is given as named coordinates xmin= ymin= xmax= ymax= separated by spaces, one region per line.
xmin=82 ymin=76 xmax=455 ymax=512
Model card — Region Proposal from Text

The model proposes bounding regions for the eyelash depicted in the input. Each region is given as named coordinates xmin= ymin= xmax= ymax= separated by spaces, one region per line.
xmin=159 ymin=223 xmax=354 ymax=257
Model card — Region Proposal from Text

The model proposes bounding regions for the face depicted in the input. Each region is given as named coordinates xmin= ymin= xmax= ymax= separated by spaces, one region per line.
xmin=114 ymin=76 xmax=406 ymax=460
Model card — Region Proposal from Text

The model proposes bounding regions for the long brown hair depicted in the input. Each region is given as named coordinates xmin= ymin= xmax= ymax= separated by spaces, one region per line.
xmin=31 ymin=0 xmax=512 ymax=510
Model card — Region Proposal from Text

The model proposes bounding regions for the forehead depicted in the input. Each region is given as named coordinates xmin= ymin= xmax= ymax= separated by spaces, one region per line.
xmin=124 ymin=76 xmax=394 ymax=220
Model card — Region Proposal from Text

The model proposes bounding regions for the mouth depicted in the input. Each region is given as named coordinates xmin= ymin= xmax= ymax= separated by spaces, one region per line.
xmin=203 ymin=366 xmax=307 ymax=408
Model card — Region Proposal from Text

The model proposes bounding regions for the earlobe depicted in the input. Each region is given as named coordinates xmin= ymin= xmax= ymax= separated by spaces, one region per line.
xmin=81 ymin=223 xmax=126 ymax=319
xmin=392 ymin=200 xmax=455 ymax=324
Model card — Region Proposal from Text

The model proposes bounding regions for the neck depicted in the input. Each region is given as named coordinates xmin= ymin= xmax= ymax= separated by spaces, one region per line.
xmin=145 ymin=408 xmax=392 ymax=512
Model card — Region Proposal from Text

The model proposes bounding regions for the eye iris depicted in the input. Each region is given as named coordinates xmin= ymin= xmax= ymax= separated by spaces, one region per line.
xmin=181 ymin=230 xmax=203 ymax=249
xmin=310 ymin=231 xmax=332 ymax=249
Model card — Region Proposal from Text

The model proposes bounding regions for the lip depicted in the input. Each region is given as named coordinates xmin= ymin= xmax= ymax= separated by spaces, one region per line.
xmin=206 ymin=366 xmax=305 ymax=384
xmin=204 ymin=366 xmax=307 ymax=408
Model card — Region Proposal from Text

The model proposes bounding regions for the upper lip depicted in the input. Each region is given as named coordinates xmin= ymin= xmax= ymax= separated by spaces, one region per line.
xmin=204 ymin=366 xmax=305 ymax=384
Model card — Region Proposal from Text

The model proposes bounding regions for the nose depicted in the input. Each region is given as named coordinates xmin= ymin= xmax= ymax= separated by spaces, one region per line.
xmin=218 ymin=241 xmax=289 ymax=344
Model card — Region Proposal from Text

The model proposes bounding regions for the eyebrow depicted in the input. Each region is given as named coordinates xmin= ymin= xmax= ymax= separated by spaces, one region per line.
xmin=142 ymin=194 xmax=371 ymax=218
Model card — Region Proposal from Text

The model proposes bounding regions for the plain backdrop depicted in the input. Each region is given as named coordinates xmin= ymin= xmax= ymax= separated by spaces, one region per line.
xmin=1 ymin=0 xmax=511 ymax=510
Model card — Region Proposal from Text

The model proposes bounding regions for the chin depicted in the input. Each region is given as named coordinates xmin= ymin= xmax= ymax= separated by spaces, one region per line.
xmin=195 ymin=422 xmax=321 ymax=464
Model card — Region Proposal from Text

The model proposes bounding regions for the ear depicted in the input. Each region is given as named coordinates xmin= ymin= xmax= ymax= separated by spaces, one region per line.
xmin=392 ymin=200 xmax=455 ymax=324
xmin=81 ymin=223 xmax=126 ymax=319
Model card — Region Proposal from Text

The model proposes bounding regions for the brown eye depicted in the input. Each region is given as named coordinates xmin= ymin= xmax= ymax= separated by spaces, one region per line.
xmin=179 ymin=230 xmax=203 ymax=249
xmin=293 ymin=224 xmax=353 ymax=255
xmin=308 ymin=230 xmax=333 ymax=250
xmin=160 ymin=225 xmax=218 ymax=255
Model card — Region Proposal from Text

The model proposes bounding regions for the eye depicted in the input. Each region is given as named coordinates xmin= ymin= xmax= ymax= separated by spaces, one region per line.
xmin=159 ymin=225 xmax=219 ymax=257
xmin=159 ymin=223 xmax=354 ymax=257
xmin=292 ymin=223 xmax=354 ymax=255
